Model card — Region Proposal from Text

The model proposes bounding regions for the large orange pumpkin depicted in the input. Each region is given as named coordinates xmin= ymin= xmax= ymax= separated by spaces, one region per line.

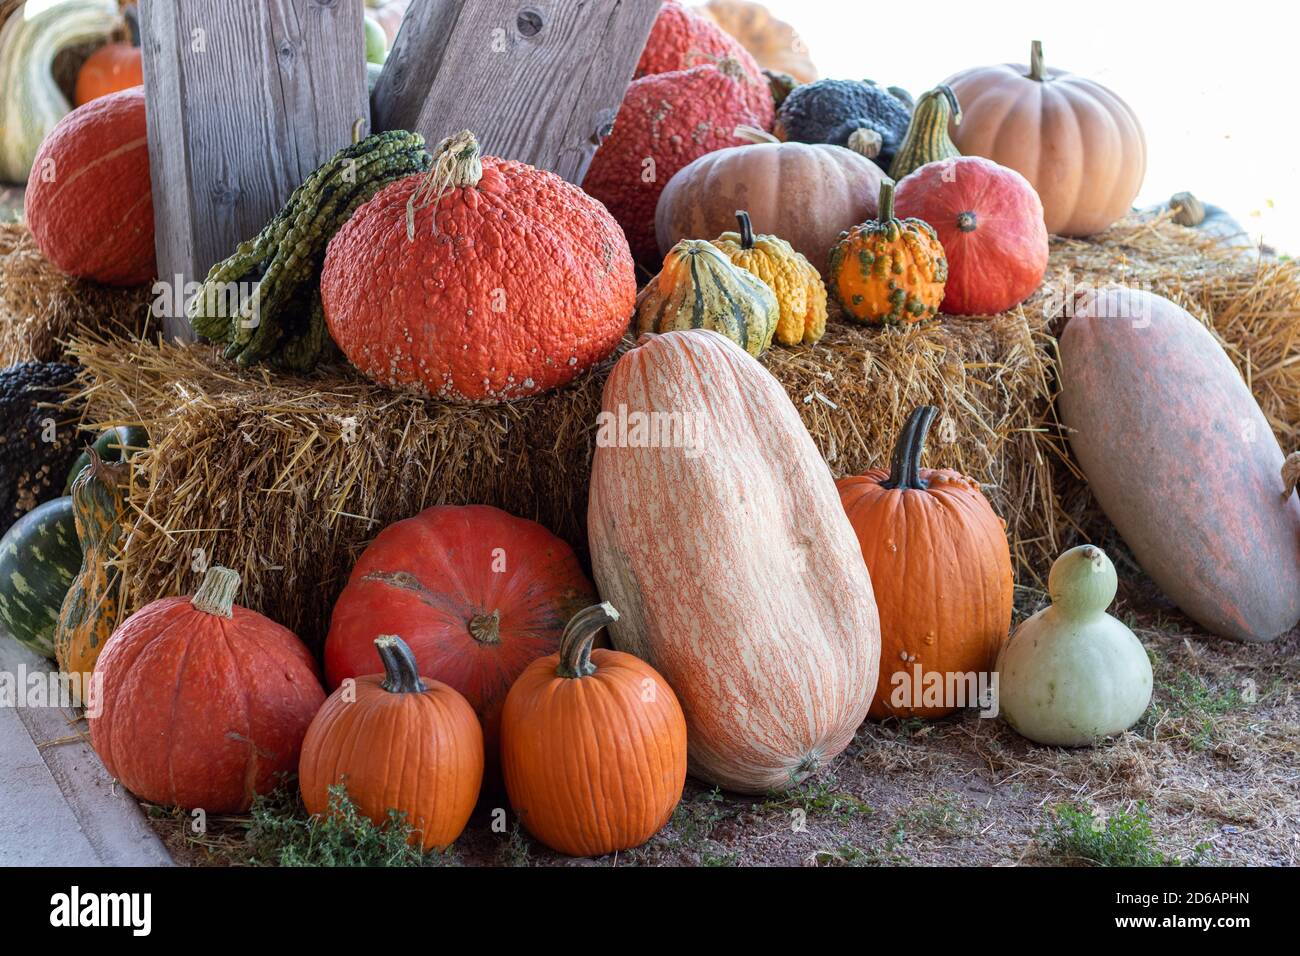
xmin=500 ymin=603 xmax=687 ymax=857
xmin=25 ymin=86 xmax=155 ymax=286
xmin=321 ymin=131 xmax=635 ymax=402
xmin=588 ymin=329 xmax=880 ymax=793
xmin=837 ymin=406 xmax=1013 ymax=719
xmin=943 ymin=41 xmax=1145 ymax=237
xmin=324 ymin=504 xmax=596 ymax=777
xmin=1059 ymin=289 xmax=1300 ymax=641
xmin=300 ymin=634 xmax=483 ymax=851
xmin=87 ymin=566 xmax=325 ymax=812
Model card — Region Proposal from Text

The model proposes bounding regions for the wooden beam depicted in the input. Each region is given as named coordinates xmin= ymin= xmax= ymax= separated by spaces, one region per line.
xmin=373 ymin=0 xmax=659 ymax=184
xmin=138 ymin=0 xmax=368 ymax=341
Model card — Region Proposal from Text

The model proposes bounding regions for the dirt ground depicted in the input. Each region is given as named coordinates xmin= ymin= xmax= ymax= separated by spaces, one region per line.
xmin=147 ymin=544 xmax=1300 ymax=868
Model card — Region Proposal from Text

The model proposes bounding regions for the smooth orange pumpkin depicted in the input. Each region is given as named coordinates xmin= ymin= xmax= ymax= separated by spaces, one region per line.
xmin=300 ymin=634 xmax=483 ymax=851
xmin=500 ymin=603 xmax=687 ymax=857
xmin=73 ymin=42 xmax=142 ymax=106
xmin=588 ymin=329 xmax=880 ymax=793
xmin=838 ymin=406 xmax=1013 ymax=719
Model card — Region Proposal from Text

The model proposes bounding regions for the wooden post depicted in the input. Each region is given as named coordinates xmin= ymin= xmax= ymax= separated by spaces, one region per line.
xmin=138 ymin=0 xmax=369 ymax=341
xmin=373 ymin=0 xmax=659 ymax=184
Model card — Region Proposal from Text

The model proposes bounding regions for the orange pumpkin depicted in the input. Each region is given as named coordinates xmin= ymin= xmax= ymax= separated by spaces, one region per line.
xmin=838 ymin=406 xmax=1013 ymax=719
xmin=500 ymin=603 xmax=687 ymax=857
xmin=299 ymin=634 xmax=483 ymax=851
xmin=73 ymin=42 xmax=142 ymax=106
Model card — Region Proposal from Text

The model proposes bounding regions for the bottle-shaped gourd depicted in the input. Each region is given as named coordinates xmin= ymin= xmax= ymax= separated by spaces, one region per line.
xmin=995 ymin=545 xmax=1152 ymax=746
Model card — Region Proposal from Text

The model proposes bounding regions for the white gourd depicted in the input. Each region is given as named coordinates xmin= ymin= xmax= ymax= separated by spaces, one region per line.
xmin=995 ymin=545 xmax=1152 ymax=746
xmin=0 ymin=0 xmax=118 ymax=183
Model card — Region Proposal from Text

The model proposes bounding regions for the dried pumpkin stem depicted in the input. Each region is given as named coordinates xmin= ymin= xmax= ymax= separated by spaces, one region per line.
xmin=191 ymin=566 xmax=241 ymax=618
xmin=881 ymin=405 xmax=938 ymax=491
xmin=877 ymin=178 xmax=897 ymax=222
xmin=733 ymin=125 xmax=779 ymax=145
xmin=1282 ymin=451 xmax=1300 ymax=500
xmin=1028 ymin=40 xmax=1044 ymax=82
xmin=405 ymin=129 xmax=482 ymax=240
xmin=555 ymin=603 xmax=619 ymax=679
xmin=847 ymin=127 xmax=882 ymax=159
xmin=375 ymin=634 xmax=428 ymax=694
xmin=467 ymin=609 xmax=501 ymax=645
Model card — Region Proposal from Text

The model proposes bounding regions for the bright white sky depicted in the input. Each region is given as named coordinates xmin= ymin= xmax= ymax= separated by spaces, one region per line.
xmin=734 ymin=0 xmax=1299 ymax=254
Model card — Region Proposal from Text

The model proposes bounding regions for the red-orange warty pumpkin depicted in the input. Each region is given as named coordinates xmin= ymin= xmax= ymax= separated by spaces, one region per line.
xmin=324 ymin=504 xmax=596 ymax=776
xmin=300 ymin=634 xmax=483 ymax=851
xmin=321 ymin=131 xmax=635 ymax=402
xmin=894 ymin=156 xmax=1047 ymax=316
xmin=500 ymin=603 xmax=687 ymax=857
xmin=837 ymin=406 xmax=1013 ymax=719
xmin=25 ymin=86 xmax=155 ymax=286
xmin=583 ymin=60 xmax=772 ymax=265
xmin=87 ymin=566 xmax=325 ymax=812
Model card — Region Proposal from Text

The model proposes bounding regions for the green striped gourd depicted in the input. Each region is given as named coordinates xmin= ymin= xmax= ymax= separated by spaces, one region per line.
xmin=0 ymin=497 xmax=81 ymax=658
xmin=187 ymin=127 xmax=432 ymax=371
xmin=634 ymin=240 xmax=779 ymax=357
xmin=55 ymin=451 xmax=129 ymax=702
xmin=889 ymin=85 xmax=962 ymax=181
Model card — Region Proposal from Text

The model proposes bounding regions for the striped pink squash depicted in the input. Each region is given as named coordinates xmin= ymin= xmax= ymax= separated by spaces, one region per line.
xmin=588 ymin=329 xmax=880 ymax=793
xmin=25 ymin=86 xmax=155 ymax=286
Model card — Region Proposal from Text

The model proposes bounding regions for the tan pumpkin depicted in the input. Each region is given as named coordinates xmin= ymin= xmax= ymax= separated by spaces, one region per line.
xmin=656 ymin=126 xmax=884 ymax=277
xmin=588 ymin=329 xmax=880 ymax=793
xmin=700 ymin=0 xmax=818 ymax=84
xmin=943 ymin=41 xmax=1146 ymax=237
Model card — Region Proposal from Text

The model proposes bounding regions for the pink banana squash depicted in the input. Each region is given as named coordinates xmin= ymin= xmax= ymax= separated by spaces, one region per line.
xmin=587 ymin=329 xmax=880 ymax=793
xmin=1059 ymin=289 xmax=1300 ymax=641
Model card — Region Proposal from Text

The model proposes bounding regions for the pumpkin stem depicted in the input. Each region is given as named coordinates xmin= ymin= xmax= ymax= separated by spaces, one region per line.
xmin=405 ymin=130 xmax=482 ymax=241
xmin=735 ymin=210 xmax=755 ymax=250
xmin=190 ymin=565 xmax=241 ymax=618
xmin=467 ymin=609 xmax=501 ymax=645
xmin=881 ymin=405 xmax=938 ymax=491
xmin=1169 ymin=191 xmax=1206 ymax=228
xmin=1028 ymin=40 xmax=1044 ymax=82
xmin=847 ymin=127 xmax=882 ymax=159
xmin=876 ymin=178 xmax=897 ymax=223
xmin=733 ymin=125 xmax=779 ymax=145
xmin=375 ymin=635 xmax=428 ymax=694
xmin=1282 ymin=451 xmax=1300 ymax=500
xmin=351 ymin=117 xmax=366 ymax=145
xmin=555 ymin=603 xmax=619 ymax=679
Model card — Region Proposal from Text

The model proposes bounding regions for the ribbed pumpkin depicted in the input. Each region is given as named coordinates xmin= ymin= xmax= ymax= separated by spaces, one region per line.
xmin=943 ymin=41 xmax=1146 ymax=237
xmin=710 ymin=210 xmax=826 ymax=346
xmin=827 ymin=178 xmax=947 ymax=325
xmin=894 ymin=156 xmax=1048 ymax=316
xmin=588 ymin=329 xmax=880 ymax=793
xmin=583 ymin=60 xmax=769 ymax=265
xmin=301 ymin=634 xmax=483 ymax=851
xmin=500 ymin=603 xmax=687 ymax=857
xmin=88 ymin=566 xmax=325 ymax=812
xmin=837 ymin=407 xmax=1013 ymax=719
xmin=889 ymin=85 xmax=962 ymax=180
xmin=656 ymin=127 xmax=884 ymax=277
xmin=324 ymin=504 xmax=596 ymax=778
xmin=54 ymin=451 xmax=128 ymax=705
xmin=635 ymin=240 xmax=778 ymax=356
xmin=1059 ymin=289 xmax=1300 ymax=642
xmin=24 ymin=86 xmax=154 ymax=286
xmin=321 ymin=131 xmax=634 ymax=402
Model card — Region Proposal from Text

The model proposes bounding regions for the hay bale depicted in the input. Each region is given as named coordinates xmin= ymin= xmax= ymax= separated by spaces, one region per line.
xmin=0 ymin=221 xmax=152 ymax=365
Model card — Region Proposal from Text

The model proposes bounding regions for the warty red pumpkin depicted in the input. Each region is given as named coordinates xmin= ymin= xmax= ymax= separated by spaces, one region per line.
xmin=322 ymin=130 xmax=634 ymax=402
xmin=588 ymin=329 xmax=880 ymax=793
xmin=87 ymin=566 xmax=325 ymax=812
xmin=1059 ymin=289 xmax=1300 ymax=641
xmin=837 ymin=406 xmax=1013 ymax=719
xmin=25 ymin=86 xmax=155 ymax=286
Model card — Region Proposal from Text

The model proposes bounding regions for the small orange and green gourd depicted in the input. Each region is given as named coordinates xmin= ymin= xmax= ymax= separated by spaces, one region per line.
xmin=54 ymin=449 xmax=130 ymax=705
xmin=710 ymin=210 xmax=827 ymax=346
xmin=889 ymin=84 xmax=962 ymax=180
xmin=827 ymin=178 xmax=947 ymax=325
xmin=635 ymin=239 xmax=779 ymax=356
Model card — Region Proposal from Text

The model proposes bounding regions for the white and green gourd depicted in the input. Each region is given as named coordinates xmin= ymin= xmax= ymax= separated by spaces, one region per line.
xmin=995 ymin=545 xmax=1153 ymax=746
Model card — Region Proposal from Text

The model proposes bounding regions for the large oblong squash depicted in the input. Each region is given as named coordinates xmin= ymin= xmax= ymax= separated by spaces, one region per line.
xmin=1059 ymin=289 xmax=1300 ymax=642
xmin=588 ymin=329 xmax=880 ymax=793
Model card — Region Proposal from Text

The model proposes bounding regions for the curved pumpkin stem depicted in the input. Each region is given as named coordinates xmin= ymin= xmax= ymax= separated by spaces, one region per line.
xmin=735 ymin=210 xmax=755 ymax=250
xmin=555 ymin=603 xmax=619 ymax=679
xmin=405 ymin=129 xmax=482 ymax=240
xmin=881 ymin=405 xmax=938 ymax=491
xmin=191 ymin=566 xmax=241 ymax=618
xmin=876 ymin=178 xmax=897 ymax=223
xmin=1028 ymin=40 xmax=1045 ymax=82
xmin=375 ymin=634 xmax=428 ymax=694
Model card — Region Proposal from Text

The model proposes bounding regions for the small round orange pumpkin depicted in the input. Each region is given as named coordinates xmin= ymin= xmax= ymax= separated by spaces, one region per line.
xmin=500 ymin=603 xmax=687 ymax=857
xmin=827 ymin=178 xmax=946 ymax=325
xmin=300 ymin=634 xmax=483 ymax=851
xmin=74 ymin=43 xmax=143 ymax=106
xmin=837 ymin=406 xmax=1013 ymax=719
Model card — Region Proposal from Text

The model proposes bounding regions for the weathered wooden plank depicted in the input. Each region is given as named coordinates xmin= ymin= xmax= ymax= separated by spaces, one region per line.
xmin=138 ymin=0 xmax=368 ymax=341
xmin=373 ymin=0 xmax=658 ymax=184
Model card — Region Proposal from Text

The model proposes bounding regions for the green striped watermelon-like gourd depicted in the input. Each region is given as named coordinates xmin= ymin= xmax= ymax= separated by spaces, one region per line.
xmin=0 ymin=497 xmax=82 ymax=658
xmin=634 ymin=239 xmax=779 ymax=357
